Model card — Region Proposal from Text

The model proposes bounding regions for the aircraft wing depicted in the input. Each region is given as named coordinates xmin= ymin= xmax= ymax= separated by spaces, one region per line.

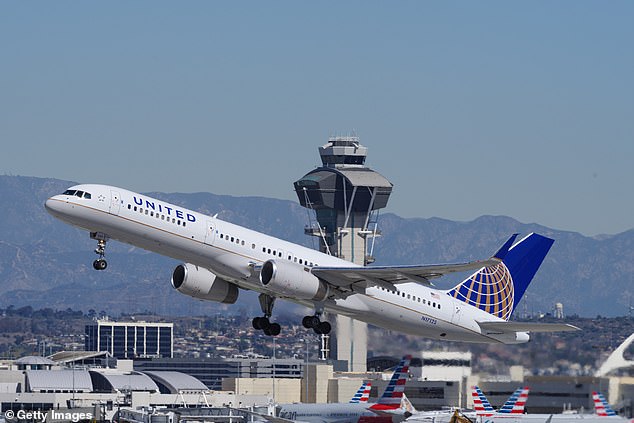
xmin=311 ymin=234 xmax=518 ymax=293
xmin=312 ymin=258 xmax=501 ymax=292
xmin=477 ymin=321 xmax=581 ymax=335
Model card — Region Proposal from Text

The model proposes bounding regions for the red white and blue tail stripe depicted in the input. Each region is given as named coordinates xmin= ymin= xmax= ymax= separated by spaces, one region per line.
xmin=593 ymin=392 xmax=618 ymax=416
xmin=472 ymin=386 xmax=496 ymax=416
xmin=349 ymin=381 xmax=372 ymax=403
xmin=497 ymin=387 xmax=530 ymax=414
xmin=370 ymin=355 xmax=411 ymax=411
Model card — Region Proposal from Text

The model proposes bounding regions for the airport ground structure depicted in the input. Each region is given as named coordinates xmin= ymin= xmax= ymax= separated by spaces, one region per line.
xmin=0 ymin=335 xmax=632 ymax=421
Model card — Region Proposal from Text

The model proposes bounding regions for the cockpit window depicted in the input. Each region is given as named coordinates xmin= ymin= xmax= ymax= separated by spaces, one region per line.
xmin=62 ymin=189 xmax=91 ymax=199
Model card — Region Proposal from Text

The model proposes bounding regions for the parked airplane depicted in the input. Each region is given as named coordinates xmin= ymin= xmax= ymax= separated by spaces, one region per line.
xmin=45 ymin=184 xmax=578 ymax=340
xmin=256 ymin=356 xmax=411 ymax=423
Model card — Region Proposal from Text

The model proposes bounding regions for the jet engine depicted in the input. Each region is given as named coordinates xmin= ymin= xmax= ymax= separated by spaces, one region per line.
xmin=260 ymin=259 xmax=329 ymax=301
xmin=171 ymin=263 xmax=239 ymax=304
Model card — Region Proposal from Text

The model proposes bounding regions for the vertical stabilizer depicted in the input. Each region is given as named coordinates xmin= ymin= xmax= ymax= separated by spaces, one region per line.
xmin=448 ymin=233 xmax=554 ymax=320
xmin=370 ymin=355 xmax=411 ymax=411
xmin=349 ymin=381 xmax=372 ymax=403
xmin=497 ymin=387 xmax=530 ymax=414
xmin=593 ymin=392 xmax=618 ymax=416
xmin=472 ymin=386 xmax=496 ymax=416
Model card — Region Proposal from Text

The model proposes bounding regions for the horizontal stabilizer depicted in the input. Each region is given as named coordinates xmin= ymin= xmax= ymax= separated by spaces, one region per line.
xmin=478 ymin=321 xmax=580 ymax=335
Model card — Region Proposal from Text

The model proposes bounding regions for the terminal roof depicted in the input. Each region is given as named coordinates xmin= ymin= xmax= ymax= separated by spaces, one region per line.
xmin=143 ymin=371 xmax=209 ymax=393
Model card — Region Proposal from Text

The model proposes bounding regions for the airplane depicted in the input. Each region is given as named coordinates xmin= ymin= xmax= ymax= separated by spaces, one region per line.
xmin=45 ymin=184 xmax=579 ymax=340
xmin=251 ymin=355 xmax=411 ymax=423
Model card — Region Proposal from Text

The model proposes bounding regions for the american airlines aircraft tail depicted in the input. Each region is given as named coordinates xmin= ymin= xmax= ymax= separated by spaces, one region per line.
xmin=370 ymin=355 xmax=411 ymax=411
xmin=349 ymin=381 xmax=372 ymax=404
xmin=472 ymin=386 xmax=530 ymax=416
xmin=44 ymin=184 xmax=579 ymax=342
xmin=592 ymin=392 xmax=618 ymax=417
xmin=473 ymin=386 xmax=497 ymax=416
xmin=496 ymin=387 xmax=530 ymax=414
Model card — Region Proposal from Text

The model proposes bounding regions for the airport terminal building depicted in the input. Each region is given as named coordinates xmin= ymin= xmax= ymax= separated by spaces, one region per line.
xmin=84 ymin=319 xmax=173 ymax=359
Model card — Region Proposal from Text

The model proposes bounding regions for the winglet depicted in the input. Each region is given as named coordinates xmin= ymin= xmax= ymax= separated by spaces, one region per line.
xmin=493 ymin=233 xmax=519 ymax=260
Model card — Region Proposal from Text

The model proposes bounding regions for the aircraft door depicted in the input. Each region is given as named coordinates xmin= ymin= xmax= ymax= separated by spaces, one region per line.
xmin=204 ymin=221 xmax=216 ymax=245
xmin=110 ymin=191 xmax=121 ymax=215
xmin=451 ymin=299 xmax=462 ymax=325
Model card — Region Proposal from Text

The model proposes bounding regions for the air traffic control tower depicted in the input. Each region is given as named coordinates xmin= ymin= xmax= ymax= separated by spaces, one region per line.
xmin=294 ymin=136 xmax=393 ymax=372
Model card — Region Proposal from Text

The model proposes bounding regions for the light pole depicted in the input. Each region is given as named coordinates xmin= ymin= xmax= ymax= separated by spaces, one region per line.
xmin=272 ymin=337 xmax=276 ymax=404
xmin=303 ymin=338 xmax=309 ymax=402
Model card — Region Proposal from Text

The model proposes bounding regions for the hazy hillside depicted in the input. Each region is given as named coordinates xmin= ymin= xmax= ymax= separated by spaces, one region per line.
xmin=0 ymin=175 xmax=632 ymax=317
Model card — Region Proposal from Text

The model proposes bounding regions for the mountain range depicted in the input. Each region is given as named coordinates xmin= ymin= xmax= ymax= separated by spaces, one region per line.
xmin=0 ymin=175 xmax=632 ymax=318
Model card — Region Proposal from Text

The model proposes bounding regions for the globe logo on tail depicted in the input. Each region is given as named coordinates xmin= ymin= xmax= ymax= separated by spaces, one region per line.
xmin=450 ymin=263 xmax=514 ymax=320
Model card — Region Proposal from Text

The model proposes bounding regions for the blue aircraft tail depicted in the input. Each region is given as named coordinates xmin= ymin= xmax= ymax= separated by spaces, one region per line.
xmin=447 ymin=233 xmax=554 ymax=321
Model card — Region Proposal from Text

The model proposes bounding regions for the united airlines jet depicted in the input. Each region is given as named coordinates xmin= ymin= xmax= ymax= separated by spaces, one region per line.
xmin=45 ymin=184 xmax=578 ymax=340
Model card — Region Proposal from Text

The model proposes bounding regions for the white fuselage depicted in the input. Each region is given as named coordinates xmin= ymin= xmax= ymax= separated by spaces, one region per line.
xmin=45 ymin=184 xmax=525 ymax=344
xmin=276 ymin=402 xmax=377 ymax=423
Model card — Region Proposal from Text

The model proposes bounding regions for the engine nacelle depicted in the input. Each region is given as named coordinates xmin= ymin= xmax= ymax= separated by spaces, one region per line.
xmin=171 ymin=263 xmax=239 ymax=304
xmin=260 ymin=259 xmax=329 ymax=301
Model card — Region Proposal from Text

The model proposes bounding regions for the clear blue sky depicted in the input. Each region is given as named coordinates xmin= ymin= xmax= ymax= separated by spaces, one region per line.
xmin=1 ymin=1 xmax=632 ymax=236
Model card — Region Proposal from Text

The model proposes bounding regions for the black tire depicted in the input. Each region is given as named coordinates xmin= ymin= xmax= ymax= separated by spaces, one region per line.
xmin=252 ymin=317 xmax=261 ymax=330
xmin=260 ymin=317 xmax=271 ymax=331
xmin=93 ymin=259 xmax=107 ymax=271
xmin=302 ymin=316 xmax=314 ymax=329
xmin=263 ymin=326 xmax=272 ymax=336
xmin=318 ymin=321 xmax=331 ymax=334
xmin=269 ymin=323 xmax=281 ymax=336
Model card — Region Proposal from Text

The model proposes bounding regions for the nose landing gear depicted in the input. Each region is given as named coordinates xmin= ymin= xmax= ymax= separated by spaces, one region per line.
xmin=91 ymin=232 xmax=109 ymax=271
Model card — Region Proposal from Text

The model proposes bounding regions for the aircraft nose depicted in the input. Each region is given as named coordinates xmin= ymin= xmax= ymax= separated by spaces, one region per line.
xmin=45 ymin=196 xmax=65 ymax=216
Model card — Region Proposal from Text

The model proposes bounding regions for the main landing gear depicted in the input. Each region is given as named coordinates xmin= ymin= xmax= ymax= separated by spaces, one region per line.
xmin=302 ymin=314 xmax=331 ymax=335
xmin=91 ymin=232 xmax=109 ymax=271
xmin=252 ymin=294 xmax=281 ymax=336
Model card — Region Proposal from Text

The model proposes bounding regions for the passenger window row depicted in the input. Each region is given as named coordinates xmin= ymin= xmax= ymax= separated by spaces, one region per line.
xmin=219 ymin=233 xmax=245 ymax=247
xmin=260 ymin=245 xmax=316 ymax=267
xmin=377 ymin=286 xmax=441 ymax=309
xmin=127 ymin=204 xmax=187 ymax=227
xmin=216 ymin=233 xmax=317 ymax=267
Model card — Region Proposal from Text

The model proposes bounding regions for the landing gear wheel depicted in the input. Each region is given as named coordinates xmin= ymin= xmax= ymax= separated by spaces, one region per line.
xmin=90 ymin=232 xmax=109 ymax=271
xmin=302 ymin=315 xmax=320 ymax=329
xmin=259 ymin=317 xmax=271 ymax=331
xmin=93 ymin=259 xmax=107 ymax=271
xmin=269 ymin=323 xmax=281 ymax=336
xmin=252 ymin=317 xmax=263 ymax=330
xmin=317 ymin=321 xmax=331 ymax=335
xmin=253 ymin=294 xmax=280 ymax=336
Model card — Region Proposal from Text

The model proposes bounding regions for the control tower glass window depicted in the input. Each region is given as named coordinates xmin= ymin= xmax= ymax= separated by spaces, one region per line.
xmin=322 ymin=155 xmax=365 ymax=166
